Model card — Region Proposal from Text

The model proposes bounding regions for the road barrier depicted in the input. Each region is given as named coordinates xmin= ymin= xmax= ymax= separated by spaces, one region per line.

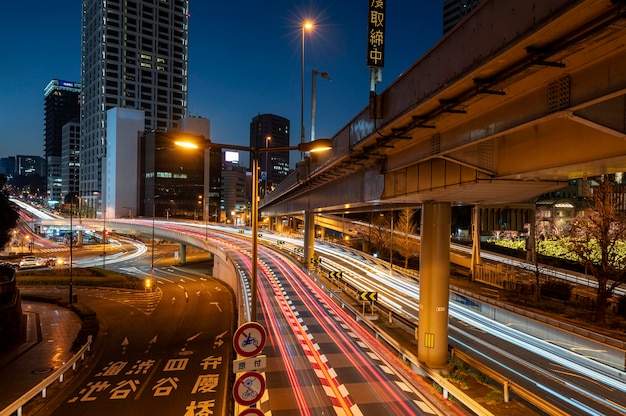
xmin=0 ymin=336 xmax=93 ymax=416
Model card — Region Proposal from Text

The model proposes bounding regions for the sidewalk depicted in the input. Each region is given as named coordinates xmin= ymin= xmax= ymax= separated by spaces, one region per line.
xmin=0 ymin=300 xmax=82 ymax=410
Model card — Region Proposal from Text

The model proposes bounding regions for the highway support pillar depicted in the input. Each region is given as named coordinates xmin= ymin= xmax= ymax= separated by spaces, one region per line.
xmin=418 ymin=201 xmax=451 ymax=368
xmin=470 ymin=205 xmax=482 ymax=280
xmin=303 ymin=211 xmax=315 ymax=269
xmin=179 ymin=243 xmax=186 ymax=265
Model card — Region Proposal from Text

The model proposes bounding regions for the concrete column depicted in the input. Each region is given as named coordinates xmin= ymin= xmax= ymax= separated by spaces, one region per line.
xmin=179 ymin=243 xmax=186 ymax=265
xmin=470 ymin=205 xmax=482 ymax=280
xmin=303 ymin=211 xmax=315 ymax=269
xmin=418 ymin=201 xmax=451 ymax=368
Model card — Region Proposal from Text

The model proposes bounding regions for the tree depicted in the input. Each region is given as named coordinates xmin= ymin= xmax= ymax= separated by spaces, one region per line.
xmin=394 ymin=208 xmax=420 ymax=268
xmin=0 ymin=174 xmax=19 ymax=250
xmin=564 ymin=177 xmax=626 ymax=323
xmin=355 ymin=213 xmax=390 ymax=258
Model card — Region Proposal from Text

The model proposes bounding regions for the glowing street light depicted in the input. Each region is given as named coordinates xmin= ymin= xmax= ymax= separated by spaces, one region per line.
xmin=175 ymin=137 xmax=332 ymax=322
xmin=301 ymin=20 xmax=314 ymax=145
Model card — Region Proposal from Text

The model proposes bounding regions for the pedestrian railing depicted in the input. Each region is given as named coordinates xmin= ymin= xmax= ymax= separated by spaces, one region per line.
xmin=0 ymin=335 xmax=93 ymax=416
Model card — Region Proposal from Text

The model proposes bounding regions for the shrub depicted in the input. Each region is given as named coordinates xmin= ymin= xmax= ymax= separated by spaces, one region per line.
xmin=540 ymin=280 xmax=572 ymax=301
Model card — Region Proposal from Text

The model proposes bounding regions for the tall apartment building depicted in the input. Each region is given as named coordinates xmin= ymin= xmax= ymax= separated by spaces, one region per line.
xmin=44 ymin=79 xmax=81 ymax=205
xmin=443 ymin=0 xmax=483 ymax=34
xmin=249 ymin=114 xmax=290 ymax=198
xmin=80 ymin=0 xmax=189 ymax=216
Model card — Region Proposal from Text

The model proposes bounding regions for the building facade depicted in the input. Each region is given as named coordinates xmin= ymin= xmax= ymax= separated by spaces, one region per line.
xmin=60 ymin=121 xmax=81 ymax=201
xmin=44 ymin=79 xmax=81 ymax=205
xmin=140 ymin=130 xmax=206 ymax=219
xmin=249 ymin=114 xmax=290 ymax=198
xmin=443 ymin=0 xmax=483 ymax=34
xmin=221 ymin=157 xmax=248 ymax=225
xmin=80 ymin=0 xmax=189 ymax=215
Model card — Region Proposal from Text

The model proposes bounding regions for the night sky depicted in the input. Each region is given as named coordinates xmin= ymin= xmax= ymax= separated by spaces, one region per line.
xmin=0 ymin=1 xmax=444 ymax=159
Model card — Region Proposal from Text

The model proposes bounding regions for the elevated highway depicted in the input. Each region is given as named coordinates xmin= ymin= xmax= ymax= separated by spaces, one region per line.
xmin=262 ymin=0 xmax=626 ymax=214
xmin=259 ymin=0 xmax=626 ymax=368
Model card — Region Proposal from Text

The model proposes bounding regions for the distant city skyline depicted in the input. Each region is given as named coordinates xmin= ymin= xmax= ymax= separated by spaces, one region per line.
xmin=0 ymin=1 xmax=444 ymax=158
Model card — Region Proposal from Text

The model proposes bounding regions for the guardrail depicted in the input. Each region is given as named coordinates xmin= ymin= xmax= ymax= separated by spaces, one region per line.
xmin=0 ymin=335 xmax=93 ymax=416
xmin=305 ymin=270 xmax=495 ymax=416
xmin=292 ymin=246 xmax=581 ymax=415
xmin=452 ymin=349 xmax=569 ymax=416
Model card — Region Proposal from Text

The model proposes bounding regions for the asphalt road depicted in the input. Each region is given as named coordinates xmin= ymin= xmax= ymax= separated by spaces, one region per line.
xmin=41 ymin=258 xmax=235 ymax=416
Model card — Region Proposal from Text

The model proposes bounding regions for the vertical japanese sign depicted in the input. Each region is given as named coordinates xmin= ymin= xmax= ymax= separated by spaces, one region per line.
xmin=367 ymin=0 xmax=386 ymax=68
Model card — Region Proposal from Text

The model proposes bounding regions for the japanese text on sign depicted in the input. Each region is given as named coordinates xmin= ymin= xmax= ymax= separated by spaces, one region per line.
xmin=367 ymin=0 xmax=386 ymax=67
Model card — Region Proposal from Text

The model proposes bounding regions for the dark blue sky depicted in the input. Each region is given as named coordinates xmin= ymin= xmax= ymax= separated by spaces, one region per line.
xmin=0 ymin=1 xmax=444 ymax=158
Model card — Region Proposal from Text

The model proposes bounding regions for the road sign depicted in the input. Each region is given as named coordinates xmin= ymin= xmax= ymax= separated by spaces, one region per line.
xmin=238 ymin=229 xmax=245 ymax=234
xmin=239 ymin=408 xmax=264 ymax=416
xmin=233 ymin=354 xmax=267 ymax=373
xmin=359 ymin=291 xmax=378 ymax=302
xmin=294 ymin=247 xmax=303 ymax=253
xmin=232 ymin=371 xmax=266 ymax=406
xmin=329 ymin=271 xmax=342 ymax=279
xmin=233 ymin=321 xmax=266 ymax=357
xmin=277 ymin=240 xmax=285 ymax=245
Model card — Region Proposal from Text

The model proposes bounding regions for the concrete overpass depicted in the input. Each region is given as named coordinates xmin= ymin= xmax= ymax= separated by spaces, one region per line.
xmin=260 ymin=0 xmax=626 ymax=368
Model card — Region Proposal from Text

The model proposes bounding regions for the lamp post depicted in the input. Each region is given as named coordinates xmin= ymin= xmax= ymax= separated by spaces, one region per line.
xmin=151 ymin=202 xmax=155 ymax=284
xmin=69 ymin=197 xmax=74 ymax=304
xmin=301 ymin=21 xmax=314 ymax=145
xmin=175 ymin=137 xmax=332 ymax=322
xmin=311 ymin=69 xmax=331 ymax=142
xmin=101 ymin=196 xmax=106 ymax=270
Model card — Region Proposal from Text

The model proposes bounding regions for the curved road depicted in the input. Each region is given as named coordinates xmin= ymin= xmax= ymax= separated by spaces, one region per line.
xmin=45 ymin=264 xmax=234 ymax=416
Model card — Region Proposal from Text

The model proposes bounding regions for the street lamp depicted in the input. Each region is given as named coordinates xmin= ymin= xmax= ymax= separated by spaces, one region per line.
xmin=301 ymin=20 xmax=314 ymax=145
xmin=175 ymin=137 xmax=332 ymax=322
xmin=311 ymin=69 xmax=331 ymax=142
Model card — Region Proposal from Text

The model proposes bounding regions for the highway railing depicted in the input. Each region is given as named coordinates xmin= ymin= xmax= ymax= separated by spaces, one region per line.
xmin=0 ymin=335 xmax=93 ymax=416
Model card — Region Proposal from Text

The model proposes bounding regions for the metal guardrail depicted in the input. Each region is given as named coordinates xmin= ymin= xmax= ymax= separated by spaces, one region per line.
xmin=452 ymin=349 xmax=569 ymax=416
xmin=0 ymin=335 xmax=93 ymax=416
xmin=305 ymin=270 xmax=495 ymax=416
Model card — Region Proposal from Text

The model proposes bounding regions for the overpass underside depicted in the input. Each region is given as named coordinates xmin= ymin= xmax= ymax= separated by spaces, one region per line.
xmin=262 ymin=0 xmax=626 ymax=217
xmin=259 ymin=0 xmax=626 ymax=369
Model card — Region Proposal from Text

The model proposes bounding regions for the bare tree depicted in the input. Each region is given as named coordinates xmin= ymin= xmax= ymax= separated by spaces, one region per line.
xmin=355 ymin=213 xmax=390 ymax=258
xmin=565 ymin=178 xmax=626 ymax=323
xmin=395 ymin=208 xmax=420 ymax=269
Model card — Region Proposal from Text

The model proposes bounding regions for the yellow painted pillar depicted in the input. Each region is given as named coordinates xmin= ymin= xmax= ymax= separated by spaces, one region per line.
xmin=470 ymin=205 xmax=482 ymax=280
xmin=418 ymin=201 xmax=451 ymax=368
xmin=303 ymin=211 xmax=315 ymax=269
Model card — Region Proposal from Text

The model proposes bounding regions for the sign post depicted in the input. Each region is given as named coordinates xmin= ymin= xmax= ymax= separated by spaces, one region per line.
xmin=232 ymin=321 xmax=267 ymax=412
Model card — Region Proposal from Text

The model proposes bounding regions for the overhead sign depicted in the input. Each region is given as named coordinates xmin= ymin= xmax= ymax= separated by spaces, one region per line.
xmin=367 ymin=0 xmax=386 ymax=68
xmin=359 ymin=291 xmax=378 ymax=302
xmin=328 ymin=271 xmax=342 ymax=280
xmin=233 ymin=354 xmax=267 ymax=373
xmin=233 ymin=321 xmax=266 ymax=357
xmin=232 ymin=371 xmax=266 ymax=406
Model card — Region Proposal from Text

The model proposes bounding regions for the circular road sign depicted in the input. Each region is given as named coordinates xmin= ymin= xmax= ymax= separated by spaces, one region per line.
xmin=233 ymin=371 xmax=266 ymax=406
xmin=239 ymin=408 xmax=264 ymax=416
xmin=233 ymin=321 xmax=266 ymax=357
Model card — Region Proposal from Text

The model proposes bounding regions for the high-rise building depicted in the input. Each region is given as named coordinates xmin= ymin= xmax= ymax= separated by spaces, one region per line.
xmin=443 ymin=0 xmax=483 ymax=34
xmin=44 ymin=79 xmax=81 ymax=205
xmin=249 ymin=114 xmax=290 ymax=197
xmin=80 ymin=0 xmax=189 ymax=216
